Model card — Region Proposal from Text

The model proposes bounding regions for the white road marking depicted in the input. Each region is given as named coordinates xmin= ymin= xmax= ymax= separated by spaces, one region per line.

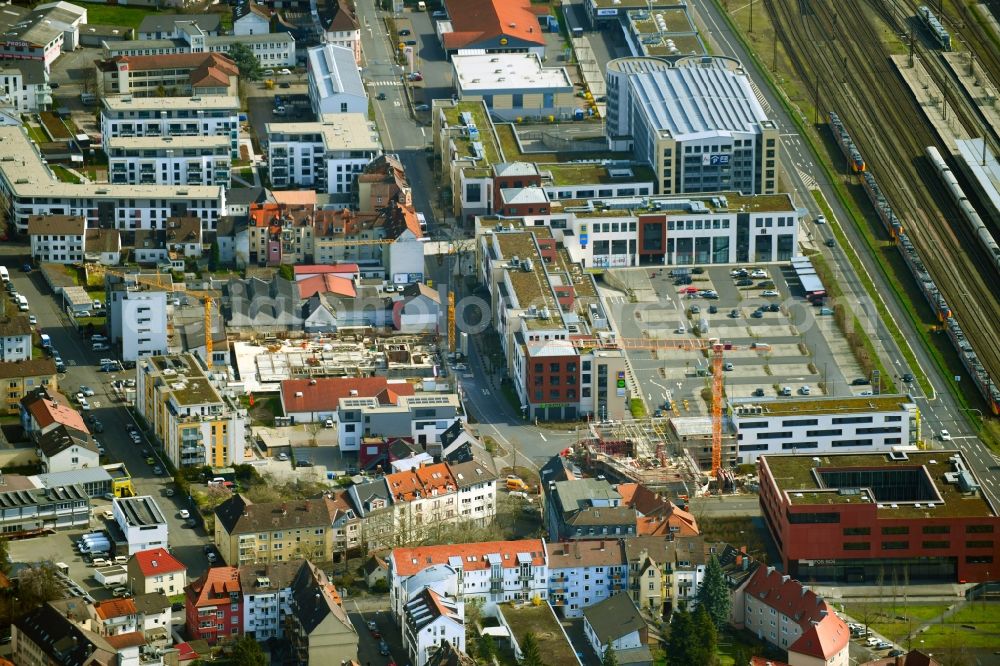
xmin=538 ymin=433 xmax=547 ymax=442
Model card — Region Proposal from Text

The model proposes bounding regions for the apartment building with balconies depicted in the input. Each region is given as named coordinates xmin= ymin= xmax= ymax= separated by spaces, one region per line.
xmin=266 ymin=113 xmax=381 ymax=194
xmin=185 ymin=566 xmax=242 ymax=645
xmin=101 ymin=95 xmax=240 ymax=142
xmin=547 ymin=540 xmax=628 ymax=618
xmin=388 ymin=540 xmax=548 ymax=619
xmin=107 ymin=135 xmax=232 ymax=187
xmin=135 ymin=354 xmax=246 ymax=469
xmin=0 ymin=125 xmax=224 ymax=235
xmin=0 ymin=315 xmax=34 ymax=363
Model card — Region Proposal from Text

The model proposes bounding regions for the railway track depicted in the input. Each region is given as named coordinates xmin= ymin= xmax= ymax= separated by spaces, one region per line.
xmin=764 ymin=0 xmax=1000 ymax=401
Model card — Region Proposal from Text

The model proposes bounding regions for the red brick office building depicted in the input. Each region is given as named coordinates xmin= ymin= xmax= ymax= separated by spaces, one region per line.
xmin=759 ymin=451 xmax=1000 ymax=584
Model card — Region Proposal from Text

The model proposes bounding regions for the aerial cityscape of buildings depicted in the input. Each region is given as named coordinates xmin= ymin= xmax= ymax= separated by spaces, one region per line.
xmin=0 ymin=0 xmax=996 ymax=665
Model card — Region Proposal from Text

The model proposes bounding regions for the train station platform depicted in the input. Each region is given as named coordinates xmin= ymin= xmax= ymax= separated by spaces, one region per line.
xmin=891 ymin=55 xmax=965 ymax=154
xmin=943 ymin=52 xmax=1000 ymax=145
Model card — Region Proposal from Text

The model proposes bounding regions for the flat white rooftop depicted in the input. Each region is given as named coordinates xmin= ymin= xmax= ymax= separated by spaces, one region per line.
xmin=0 ymin=125 xmax=222 ymax=199
xmin=102 ymin=95 xmax=240 ymax=112
xmin=453 ymin=53 xmax=572 ymax=93
xmin=267 ymin=113 xmax=381 ymax=153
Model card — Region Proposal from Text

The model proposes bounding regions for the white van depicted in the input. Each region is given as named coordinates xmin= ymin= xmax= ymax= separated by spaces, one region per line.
xmin=16 ymin=294 xmax=28 ymax=311
xmin=0 ymin=266 xmax=8 ymax=282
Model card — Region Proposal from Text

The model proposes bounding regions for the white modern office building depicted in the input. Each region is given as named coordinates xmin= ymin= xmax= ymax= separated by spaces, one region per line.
xmin=100 ymin=95 xmax=240 ymax=146
xmin=606 ymin=56 xmax=779 ymax=196
xmin=306 ymin=44 xmax=367 ymax=116
xmin=730 ymin=394 xmax=921 ymax=463
xmin=107 ymin=135 xmax=232 ymax=187
xmin=0 ymin=125 xmax=224 ymax=234
xmin=266 ymin=113 xmax=381 ymax=194
xmin=103 ymin=23 xmax=295 ymax=67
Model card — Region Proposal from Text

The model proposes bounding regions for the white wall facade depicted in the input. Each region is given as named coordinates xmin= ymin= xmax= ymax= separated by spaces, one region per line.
xmin=113 ymin=497 xmax=169 ymax=556
xmin=455 ymin=480 xmax=496 ymax=527
xmin=30 ymin=231 xmax=85 ymax=264
xmin=549 ymin=562 xmax=628 ymax=618
xmin=108 ymin=289 xmax=168 ymax=362
xmin=233 ymin=13 xmax=270 ymax=36
xmin=267 ymin=135 xmax=375 ymax=194
xmin=242 ymin=587 xmax=294 ymax=640
xmin=732 ymin=400 xmax=920 ymax=464
xmin=140 ymin=568 xmax=186 ymax=596
xmin=0 ymin=70 xmax=51 ymax=112
xmin=108 ymin=149 xmax=231 ymax=187
xmin=0 ymin=333 xmax=32 ymax=362
xmin=404 ymin=611 xmax=464 ymax=666
xmin=43 ymin=445 xmax=99 ymax=474
xmin=101 ymin=107 xmax=239 ymax=141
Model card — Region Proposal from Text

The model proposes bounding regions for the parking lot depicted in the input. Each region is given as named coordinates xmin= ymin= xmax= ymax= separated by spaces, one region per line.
xmin=604 ymin=263 xmax=871 ymax=418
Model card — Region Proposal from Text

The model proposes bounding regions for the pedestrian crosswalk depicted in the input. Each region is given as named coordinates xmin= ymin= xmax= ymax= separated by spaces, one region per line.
xmin=748 ymin=78 xmax=772 ymax=114
xmin=796 ymin=166 xmax=819 ymax=190
xmin=606 ymin=295 xmax=629 ymax=304
xmin=367 ymin=80 xmax=402 ymax=88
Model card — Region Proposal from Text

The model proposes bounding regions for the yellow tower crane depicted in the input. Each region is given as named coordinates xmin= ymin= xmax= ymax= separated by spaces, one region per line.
xmin=100 ymin=269 xmax=219 ymax=358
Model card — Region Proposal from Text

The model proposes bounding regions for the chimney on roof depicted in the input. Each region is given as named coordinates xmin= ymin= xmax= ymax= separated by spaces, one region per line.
xmin=305 ymin=499 xmax=311 ymax=511
xmin=282 ymin=503 xmax=288 ymax=516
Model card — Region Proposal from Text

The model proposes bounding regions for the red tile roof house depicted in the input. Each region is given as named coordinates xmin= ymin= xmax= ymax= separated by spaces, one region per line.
xmin=280 ymin=377 xmax=415 ymax=424
xmin=731 ymin=566 xmax=850 ymax=666
xmin=185 ymin=567 xmax=242 ymax=645
xmin=128 ymin=547 xmax=188 ymax=596
xmin=441 ymin=0 xmax=546 ymax=58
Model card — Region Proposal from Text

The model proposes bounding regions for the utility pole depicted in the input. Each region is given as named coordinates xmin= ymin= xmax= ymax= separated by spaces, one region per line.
xmin=813 ymin=77 xmax=820 ymax=125
xmin=749 ymin=0 xmax=754 ymax=33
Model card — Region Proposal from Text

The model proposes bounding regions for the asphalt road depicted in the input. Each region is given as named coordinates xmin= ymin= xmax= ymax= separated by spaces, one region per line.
xmin=1 ymin=246 xmax=212 ymax=582
xmin=689 ymin=0 xmax=1000 ymax=500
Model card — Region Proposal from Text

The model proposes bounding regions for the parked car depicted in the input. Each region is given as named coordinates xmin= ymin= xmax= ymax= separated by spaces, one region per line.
xmin=379 ymin=640 xmax=391 ymax=656
xmin=398 ymin=29 xmax=411 ymax=36
xmin=79 ymin=385 xmax=94 ymax=397
xmin=152 ymin=466 xmax=164 ymax=475
xmin=263 ymin=69 xmax=275 ymax=76
xmin=112 ymin=587 xmax=130 ymax=598
xmin=851 ymin=377 xmax=871 ymax=386
xmin=752 ymin=388 xmax=765 ymax=397
xmin=278 ymin=68 xmax=291 ymax=75
xmin=761 ymin=290 xmax=779 ymax=297
xmin=414 ymin=103 xmax=430 ymax=111
xmin=277 ymin=452 xmax=289 ymax=461
xmin=179 ymin=510 xmax=190 ymax=519
xmin=28 ymin=315 xmax=36 ymax=325
xmin=404 ymin=39 xmax=417 ymax=45
xmin=735 ymin=278 xmax=753 ymax=286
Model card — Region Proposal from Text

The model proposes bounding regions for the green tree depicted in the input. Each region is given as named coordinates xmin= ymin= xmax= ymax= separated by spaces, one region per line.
xmin=696 ymin=554 xmax=731 ymax=629
xmin=278 ymin=264 xmax=294 ymax=281
xmin=691 ymin=606 xmax=718 ymax=665
xmin=228 ymin=43 xmax=262 ymax=81
xmin=602 ymin=646 xmax=618 ymax=666
xmin=521 ymin=631 xmax=543 ymax=666
xmin=477 ymin=634 xmax=496 ymax=661
xmin=0 ymin=538 xmax=10 ymax=575
xmin=208 ymin=241 xmax=220 ymax=272
xmin=666 ymin=609 xmax=696 ymax=666
xmin=17 ymin=562 xmax=63 ymax=612
xmin=231 ymin=635 xmax=266 ymax=666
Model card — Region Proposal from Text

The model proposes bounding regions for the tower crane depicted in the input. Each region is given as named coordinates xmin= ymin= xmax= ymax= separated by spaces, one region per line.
xmin=100 ymin=268 xmax=220 ymax=358
xmin=564 ymin=335 xmax=746 ymax=479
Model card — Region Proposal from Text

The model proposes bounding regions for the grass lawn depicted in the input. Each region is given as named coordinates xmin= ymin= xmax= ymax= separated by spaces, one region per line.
xmin=917 ymin=602 xmax=1000 ymax=650
xmin=75 ymin=316 xmax=107 ymax=330
xmin=24 ymin=124 xmax=47 ymax=144
xmin=50 ymin=165 xmax=81 ymax=184
xmin=84 ymin=5 xmax=160 ymax=30
xmin=843 ymin=603 xmax=951 ymax=643
xmin=715 ymin=628 xmax=769 ymax=666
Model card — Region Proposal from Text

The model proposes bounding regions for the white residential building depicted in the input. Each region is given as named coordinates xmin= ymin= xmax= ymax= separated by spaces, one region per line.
xmin=28 ymin=215 xmax=86 ymax=265
xmin=103 ymin=25 xmax=295 ymax=68
xmin=0 ymin=62 xmax=51 ymax=112
xmin=735 ymin=566 xmax=850 ymax=666
xmin=100 ymin=95 xmax=240 ymax=143
xmin=106 ymin=279 xmax=169 ymax=362
xmin=582 ymin=593 xmax=647 ymax=660
xmin=306 ymin=44 xmax=367 ymax=117
xmin=238 ymin=560 xmax=303 ymax=641
xmin=402 ymin=588 xmax=464 ymax=666
xmin=546 ymin=541 xmax=628 ymax=618
xmin=0 ymin=126 xmax=224 ymax=234
xmin=107 ymin=135 xmax=232 ymax=187
xmin=337 ymin=393 xmax=460 ymax=452
xmin=233 ymin=3 xmax=271 ymax=36
xmin=0 ymin=316 xmax=32 ymax=362
xmin=127 ymin=548 xmax=188 ymax=596
xmin=267 ymin=113 xmax=380 ymax=194
xmin=388 ymin=540 xmax=549 ymax=620
xmin=731 ymin=395 xmax=920 ymax=463
xmin=450 ymin=459 xmax=497 ymax=527
xmin=113 ymin=496 xmax=169 ymax=556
